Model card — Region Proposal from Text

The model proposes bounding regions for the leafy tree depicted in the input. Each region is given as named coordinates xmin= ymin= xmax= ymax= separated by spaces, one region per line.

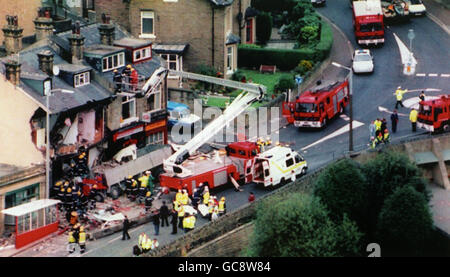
xmin=313 ymin=159 xmax=368 ymax=231
xmin=300 ymin=25 xmax=319 ymax=45
xmin=377 ymin=186 xmax=433 ymax=256
xmin=294 ymin=60 xmax=314 ymax=75
xmin=255 ymin=12 xmax=272 ymax=45
xmin=274 ymin=75 xmax=295 ymax=93
xmin=194 ymin=64 xmax=218 ymax=90
xmin=246 ymin=194 xmax=363 ymax=257
xmin=362 ymin=151 xmax=430 ymax=236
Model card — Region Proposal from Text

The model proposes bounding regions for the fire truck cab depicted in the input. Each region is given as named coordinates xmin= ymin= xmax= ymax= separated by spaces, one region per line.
xmin=417 ymin=95 xmax=450 ymax=133
xmin=282 ymin=80 xmax=350 ymax=128
xmin=352 ymin=0 xmax=385 ymax=46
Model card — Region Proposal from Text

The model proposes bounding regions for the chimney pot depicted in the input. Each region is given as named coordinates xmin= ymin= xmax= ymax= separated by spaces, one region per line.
xmin=2 ymin=15 xmax=23 ymax=54
xmin=37 ymin=50 xmax=54 ymax=76
xmin=3 ymin=60 xmax=21 ymax=86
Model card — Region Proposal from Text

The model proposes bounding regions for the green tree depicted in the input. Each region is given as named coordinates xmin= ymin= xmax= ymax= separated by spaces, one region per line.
xmin=362 ymin=151 xmax=430 ymax=236
xmin=255 ymin=12 xmax=272 ymax=45
xmin=274 ymin=75 xmax=295 ymax=93
xmin=246 ymin=193 xmax=362 ymax=257
xmin=313 ymin=159 xmax=368 ymax=231
xmin=377 ymin=186 xmax=433 ymax=256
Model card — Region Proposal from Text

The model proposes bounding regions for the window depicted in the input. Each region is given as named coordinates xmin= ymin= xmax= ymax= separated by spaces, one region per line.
xmin=286 ymin=158 xmax=294 ymax=167
xmin=102 ymin=52 xmax=125 ymax=72
xmin=74 ymin=71 xmax=90 ymax=87
xmin=238 ymin=150 xmax=246 ymax=156
xmin=148 ymin=84 xmax=162 ymax=111
xmin=226 ymin=46 xmax=233 ymax=72
xmin=134 ymin=47 xmax=152 ymax=62
xmin=121 ymin=96 xmax=136 ymax=121
xmin=160 ymin=54 xmax=179 ymax=71
xmin=246 ymin=19 xmax=253 ymax=43
xmin=5 ymin=183 xmax=40 ymax=226
xmin=147 ymin=131 xmax=164 ymax=145
xmin=141 ymin=11 xmax=155 ymax=38
xmin=295 ymin=155 xmax=303 ymax=163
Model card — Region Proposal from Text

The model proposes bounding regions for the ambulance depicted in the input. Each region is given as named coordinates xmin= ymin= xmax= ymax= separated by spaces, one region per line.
xmin=252 ymin=146 xmax=307 ymax=187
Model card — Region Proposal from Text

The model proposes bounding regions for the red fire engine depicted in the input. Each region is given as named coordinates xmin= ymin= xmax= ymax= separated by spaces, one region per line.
xmin=160 ymin=141 xmax=260 ymax=195
xmin=417 ymin=95 xmax=450 ymax=133
xmin=352 ymin=0 xmax=385 ymax=46
xmin=282 ymin=79 xmax=350 ymax=128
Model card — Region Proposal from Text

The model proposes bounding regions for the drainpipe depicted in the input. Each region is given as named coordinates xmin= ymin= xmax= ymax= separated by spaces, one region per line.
xmin=211 ymin=5 xmax=215 ymax=68
xmin=239 ymin=0 xmax=242 ymax=39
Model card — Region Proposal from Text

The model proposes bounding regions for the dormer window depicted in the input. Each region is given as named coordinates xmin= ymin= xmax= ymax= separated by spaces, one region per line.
xmin=134 ymin=47 xmax=152 ymax=62
xmin=74 ymin=71 xmax=90 ymax=87
xmin=102 ymin=52 xmax=125 ymax=72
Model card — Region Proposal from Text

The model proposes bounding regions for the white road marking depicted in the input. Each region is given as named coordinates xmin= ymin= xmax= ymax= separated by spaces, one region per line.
xmin=441 ymin=74 xmax=450 ymax=78
xmin=301 ymin=121 xmax=365 ymax=151
xmin=393 ymin=33 xmax=417 ymax=66
xmin=416 ymin=73 xmax=426 ymax=77
xmin=340 ymin=114 xmax=350 ymax=121
xmin=429 ymin=73 xmax=438 ymax=77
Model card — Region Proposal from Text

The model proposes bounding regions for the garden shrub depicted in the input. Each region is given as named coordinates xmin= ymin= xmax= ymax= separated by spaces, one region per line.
xmin=256 ymin=12 xmax=272 ymax=45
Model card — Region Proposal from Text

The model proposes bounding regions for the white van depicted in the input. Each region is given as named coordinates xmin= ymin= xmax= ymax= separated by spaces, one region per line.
xmin=252 ymin=146 xmax=307 ymax=187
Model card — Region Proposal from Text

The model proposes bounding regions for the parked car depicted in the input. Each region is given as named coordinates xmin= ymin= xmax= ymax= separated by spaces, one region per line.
xmin=406 ymin=0 xmax=426 ymax=16
xmin=352 ymin=49 xmax=374 ymax=73
xmin=311 ymin=0 xmax=326 ymax=7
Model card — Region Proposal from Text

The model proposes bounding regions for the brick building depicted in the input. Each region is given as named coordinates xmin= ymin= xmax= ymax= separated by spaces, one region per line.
xmin=94 ymin=0 xmax=257 ymax=79
xmin=0 ymin=0 xmax=42 ymax=50
xmin=0 ymin=11 xmax=171 ymax=235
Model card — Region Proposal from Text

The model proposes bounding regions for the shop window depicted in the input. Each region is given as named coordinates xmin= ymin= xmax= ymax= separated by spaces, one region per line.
xmin=147 ymin=131 xmax=164 ymax=145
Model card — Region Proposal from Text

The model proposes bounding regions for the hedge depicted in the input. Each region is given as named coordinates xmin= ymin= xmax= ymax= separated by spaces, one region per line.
xmin=238 ymin=20 xmax=333 ymax=71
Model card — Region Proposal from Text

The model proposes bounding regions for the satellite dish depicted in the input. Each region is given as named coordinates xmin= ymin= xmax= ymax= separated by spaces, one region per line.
xmin=52 ymin=65 xmax=60 ymax=76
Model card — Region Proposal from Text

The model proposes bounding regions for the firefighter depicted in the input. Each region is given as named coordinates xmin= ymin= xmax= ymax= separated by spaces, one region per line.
xmin=374 ymin=118 xmax=382 ymax=137
xmin=181 ymin=189 xmax=189 ymax=205
xmin=122 ymin=64 xmax=132 ymax=91
xmin=58 ymin=187 xmax=66 ymax=211
xmin=175 ymin=189 xmax=183 ymax=205
xmin=130 ymin=67 xmax=139 ymax=92
xmin=208 ymin=199 xmax=215 ymax=221
xmin=88 ymin=185 xmax=98 ymax=210
xmin=70 ymin=211 xmax=78 ymax=226
xmin=124 ymin=175 xmax=133 ymax=197
xmin=395 ymin=86 xmax=407 ymax=109
xmin=67 ymin=231 xmax=76 ymax=254
xmin=113 ymin=69 xmax=122 ymax=93
xmin=192 ymin=188 xmax=201 ymax=208
xmin=202 ymin=186 xmax=210 ymax=205
xmin=78 ymin=226 xmax=87 ymax=254
xmin=383 ymin=129 xmax=390 ymax=143
xmin=130 ymin=179 xmax=138 ymax=202
xmin=53 ymin=181 xmax=63 ymax=199
xmin=65 ymin=188 xmax=74 ymax=211
xmin=410 ymin=108 xmax=418 ymax=132
xmin=211 ymin=206 xmax=219 ymax=221
xmin=138 ymin=172 xmax=149 ymax=202
xmin=218 ymin=196 xmax=226 ymax=216
xmin=183 ymin=213 xmax=196 ymax=233
xmin=79 ymin=190 xmax=88 ymax=214
xmin=138 ymin=232 xmax=145 ymax=251
xmin=144 ymin=191 xmax=153 ymax=212
xmin=177 ymin=204 xmax=185 ymax=230
xmin=419 ymin=91 xmax=426 ymax=102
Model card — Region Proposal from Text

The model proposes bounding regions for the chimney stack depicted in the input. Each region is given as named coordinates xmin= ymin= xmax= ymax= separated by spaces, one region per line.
xmin=37 ymin=50 xmax=54 ymax=76
xmin=34 ymin=7 xmax=54 ymax=41
xmin=4 ymin=60 xmax=21 ymax=86
xmin=2 ymin=15 xmax=23 ymax=55
xmin=68 ymin=21 xmax=85 ymax=64
xmin=98 ymin=13 xmax=115 ymax=45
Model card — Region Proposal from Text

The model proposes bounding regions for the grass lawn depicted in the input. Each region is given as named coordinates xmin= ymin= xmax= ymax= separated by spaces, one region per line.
xmin=202 ymin=95 xmax=231 ymax=109
xmin=234 ymin=69 xmax=294 ymax=97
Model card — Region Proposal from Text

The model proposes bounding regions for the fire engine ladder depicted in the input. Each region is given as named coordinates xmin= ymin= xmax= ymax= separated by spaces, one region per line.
xmin=162 ymin=70 xmax=267 ymax=177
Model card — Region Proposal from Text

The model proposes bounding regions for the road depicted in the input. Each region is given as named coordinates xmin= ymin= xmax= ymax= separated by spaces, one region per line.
xmin=281 ymin=0 xmax=450 ymax=170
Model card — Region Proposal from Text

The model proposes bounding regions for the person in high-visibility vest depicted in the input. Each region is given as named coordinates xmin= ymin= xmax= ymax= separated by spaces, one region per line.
xmin=175 ymin=189 xmax=183 ymax=204
xmin=138 ymin=173 xmax=149 ymax=201
xmin=202 ymin=187 xmax=210 ymax=205
xmin=395 ymin=86 xmax=408 ymax=109
xmin=78 ymin=226 xmax=87 ymax=254
xmin=410 ymin=108 xmax=418 ymax=132
xmin=208 ymin=199 xmax=215 ymax=221
xmin=67 ymin=231 xmax=76 ymax=254
xmin=374 ymin=118 xmax=382 ymax=137
xmin=211 ymin=206 xmax=219 ymax=221
xmin=151 ymin=239 xmax=159 ymax=250
xmin=180 ymin=189 xmax=189 ymax=205
xmin=184 ymin=214 xmax=196 ymax=233
xmin=218 ymin=197 xmax=226 ymax=216
xmin=383 ymin=129 xmax=390 ymax=143
xmin=144 ymin=237 xmax=153 ymax=252
xmin=138 ymin=232 xmax=145 ymax=250
xmin=177 ymin=205 xmax=185 ymax=229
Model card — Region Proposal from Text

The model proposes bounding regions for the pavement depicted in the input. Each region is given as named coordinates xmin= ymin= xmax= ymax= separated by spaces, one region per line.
xmin=2 ymin=1 xmax=449 ymax=257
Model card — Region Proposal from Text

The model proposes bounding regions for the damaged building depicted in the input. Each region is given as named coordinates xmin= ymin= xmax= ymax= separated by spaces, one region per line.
xmin=0 ymin=11 xmax=172 ymax=235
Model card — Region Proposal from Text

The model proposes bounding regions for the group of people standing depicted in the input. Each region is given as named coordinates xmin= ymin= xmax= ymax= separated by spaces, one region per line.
xmin=113 ymin=64 xmax=139 ymax=93
xmin=123 ymin=171 xmax=155 ymax=208
xmin=369 ymin=118 xmax=391 ymax=148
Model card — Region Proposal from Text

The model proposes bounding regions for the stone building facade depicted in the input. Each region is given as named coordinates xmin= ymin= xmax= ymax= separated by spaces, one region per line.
xmin=94 ymin=0 xmax=256 ymax=78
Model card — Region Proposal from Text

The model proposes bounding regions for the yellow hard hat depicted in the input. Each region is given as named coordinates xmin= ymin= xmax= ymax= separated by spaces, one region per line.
xmin=79 ymin=154 xmax=83 ymax=159
xmin=64 ymin=181 xmax=69 ymax=186
xmin=80 ymin=226 xmax=84 ymax=232
xmin=67 ymin=188 xmax=72 ymax=193
xmin=221 ymin=197 xmax=225 ymax=201
xmin=127 ymin=64 xmax=131 ymax=68
xmin=77 ymin=191 xmax=81 ymax=196
xmin=71 ymin=211 xmax=77 ymax=216
xmin=128 ymin=175 xmax=132 ymax=179
xmin=146 ymin=192 xmax=151 ymax=197
xmin=93 ymin=185 xmax=97 ymax=189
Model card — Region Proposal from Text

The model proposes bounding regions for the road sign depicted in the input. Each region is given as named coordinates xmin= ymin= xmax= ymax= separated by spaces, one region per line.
xmin=295 ymin=75 xmax=303 ymax=85
xmin=408 ymin=29 xmax=415 ymax=41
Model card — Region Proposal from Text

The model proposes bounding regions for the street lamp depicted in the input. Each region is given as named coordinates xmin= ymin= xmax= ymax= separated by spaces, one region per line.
xmin=44 ymin=84 xmax=74 ymax=199
xmin=331 ymin=62 xmax=353 ymax=152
